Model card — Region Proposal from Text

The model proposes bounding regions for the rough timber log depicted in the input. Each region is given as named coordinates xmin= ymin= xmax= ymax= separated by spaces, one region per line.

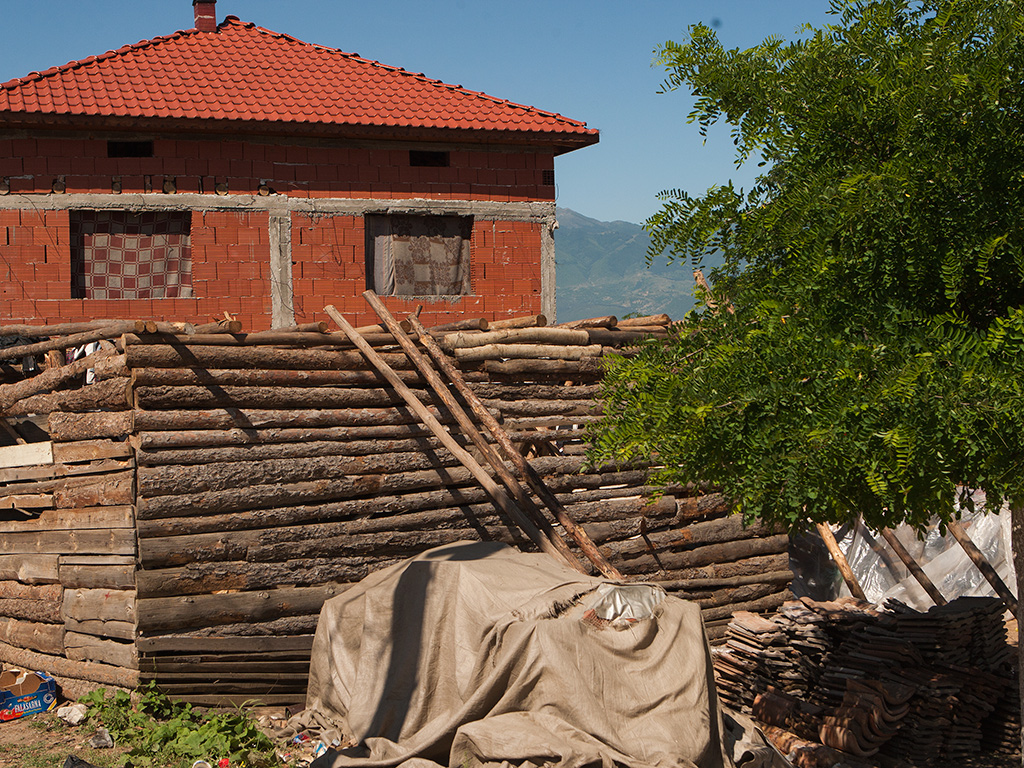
xmin=611 ymin=534 xmax=792 ymax=574
xmin=597 ymin=515 xmax=776 ymax=559
xmin=131 ymin=405 xmax=474 ymax=432
xmin=0 ymin=321 xmax=145 ymax=361
xmin=585 ymin=329 xmax=669 ymax=346
xmin=685 ymin=581 xmax=788 ymax=610
xmin=6 ymin=378 xmax=132 ymax=415
xmin=468 ymin=383 xmax=601 ymax=401
xmin=49 ymin=412 xmax=133 ymax=442
xmin=123 ymin=344 xmax=414 ymax=371
xmin=137 ymin=452 xmax=463 ymax=497
xmin=135 ymin=557 xmax=407 ymax=598
xmin=134 ymin=436 xmax=454 ymax=466
xmin=455 ymin=344 xmax=604 ymax=363
xmin=136 ymin=583 xmax=346 ymax=633
xmin=0 ymin=320 xmax=146 ymax=338
xmin=133 ymin=384 xmax=442 ymax=411
xmin=129 ymin=367 xmax=434 ymax=388
xmin=424 ymin=318 xmax=489 ymax=333
xmin=502 ymin=415 xmax=603 ymax=431
xmin=51 ymin=439 xmax=133 ymax=463
xmin=53 ymin=471 xmax=134 ymax=508
xmin=2 ymin=528 xmax=136 ymax=556
xmin=0 ymin=505 xmax=133 ymax=533
xmin=135 ymin=423 xmax=435 ymax=450
xmin=139 ymin=524 xmax=525 ymax=569
xmin=700 ymin=588 xmax=794 ymax=622
xmin=59 ymin=557 xmax=136 ymax=590
xmin=0 ymin=617 xmax=63 ymax=655
xmin=480 ymin=398 xmax=601 ymax=418
xmin=617 ymin=314 xmax=671 ymax=327
xmin=556 ymin=316 xmax=618 ymax=329
xmin=486 ymin=315 xmax=547 ymax=330
xmin=482 ymin=358 xmax=604 ymax=377
xmin=0 ymin=639 xmax=140 ymax=688
xmin=136 ymin=467 xmax=480 ymax=519
xmin=0 ymin=598 xmax=61 ymax=623
xmin=0 ymin=582 xmax=62 ymax=601
xmin=0 ymin=349 xmax=117 ymax=412
xmin=65 ymin=632 xmax=138 ymax=669
xmin=121 ymin=332 xmax=402 ymax=348
xmin=0 ymin=555 xmax=60 ymax=584
xmin=0 ymin=457 xmax=134 ymax=486
xmin=649 ymin=565 xmax=794 ymax=591
xmin=443 ymin=328 xmax=591 ymax=350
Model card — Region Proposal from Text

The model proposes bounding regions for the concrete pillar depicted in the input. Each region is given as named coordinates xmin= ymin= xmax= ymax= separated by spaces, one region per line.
xmin=268 ymin=211 xmax=294 ymax=328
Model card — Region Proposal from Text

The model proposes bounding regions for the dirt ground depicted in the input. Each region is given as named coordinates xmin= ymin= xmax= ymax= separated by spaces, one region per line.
xmin=0 ymin=709 xmax=130 ymax=768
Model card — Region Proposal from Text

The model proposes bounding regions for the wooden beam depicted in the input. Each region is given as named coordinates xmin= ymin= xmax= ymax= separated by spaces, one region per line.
xmin=877 ymin=526 xmax=946 ymax=606
xmin=947 ymin=519 xmax=1018 ymax=614
xmin=816 ymin=523 xmax=867 ymax=602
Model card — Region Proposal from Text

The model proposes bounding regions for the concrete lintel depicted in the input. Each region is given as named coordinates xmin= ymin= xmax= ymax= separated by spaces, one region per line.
xmin=0 ymin=193 xmax=555 ymax=222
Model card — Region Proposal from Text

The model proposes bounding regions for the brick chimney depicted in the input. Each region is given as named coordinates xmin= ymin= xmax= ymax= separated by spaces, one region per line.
xmin=193 ymin=0 xmax=217 ymax=32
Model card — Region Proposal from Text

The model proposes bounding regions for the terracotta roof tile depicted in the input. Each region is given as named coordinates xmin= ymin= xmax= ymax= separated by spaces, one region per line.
xmin=0 ymin=16 xmax=596 ymax=142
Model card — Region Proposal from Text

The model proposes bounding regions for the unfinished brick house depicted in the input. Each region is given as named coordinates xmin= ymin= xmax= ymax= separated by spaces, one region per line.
xmin=0 ymin=0 xmax=598 ymax=331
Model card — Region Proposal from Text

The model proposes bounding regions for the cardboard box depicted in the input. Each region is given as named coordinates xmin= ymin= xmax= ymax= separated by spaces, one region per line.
xmin=0 ymin=668 xmax=58 ymax=721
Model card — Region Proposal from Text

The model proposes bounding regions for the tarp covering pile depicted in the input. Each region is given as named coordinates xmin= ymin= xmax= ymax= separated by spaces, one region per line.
xmin=307 ymin=542 xmax=781 ymax=768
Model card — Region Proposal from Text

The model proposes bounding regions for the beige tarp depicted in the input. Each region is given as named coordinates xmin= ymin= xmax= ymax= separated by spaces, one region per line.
xmin=307 ymin=542 xmax=783 ymax=768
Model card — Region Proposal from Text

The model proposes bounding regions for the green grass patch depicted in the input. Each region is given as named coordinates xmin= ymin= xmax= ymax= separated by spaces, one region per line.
xmin=80 ymin=682 xmax=280 ymax=768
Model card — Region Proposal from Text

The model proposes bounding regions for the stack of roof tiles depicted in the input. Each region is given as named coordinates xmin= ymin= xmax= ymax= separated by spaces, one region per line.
xmin=713 ymin=596 xmax=1019 ymax=766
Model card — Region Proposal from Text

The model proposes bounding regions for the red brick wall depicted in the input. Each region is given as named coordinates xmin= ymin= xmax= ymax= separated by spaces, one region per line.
xmin=291 ymin=214 xmax=542 ymax=328
xmin=0 ymin=137 xmax=554 ymax=201
xmin=0 ymin=135 xmax=553 ymax=329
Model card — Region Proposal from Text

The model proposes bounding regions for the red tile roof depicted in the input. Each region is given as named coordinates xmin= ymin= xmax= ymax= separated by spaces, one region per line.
xmin=0 ymin=15 xmax=597 ymax=148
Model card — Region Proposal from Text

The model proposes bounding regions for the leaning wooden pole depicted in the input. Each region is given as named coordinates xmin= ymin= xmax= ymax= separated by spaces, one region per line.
xmin=360 ymin=291 xmax=586 ymax=574
xmin=407 ymin=312 xmax=624 ymax=580
xmin=815 ymin=523 xmax=867 ymax=602
xmin=877 ymin=526 xmax=947 ymax=606
xmin=947 ymin=519 xmax=1018 ymax=614
xmin=323 ymin=304 xmax=572 ymax=569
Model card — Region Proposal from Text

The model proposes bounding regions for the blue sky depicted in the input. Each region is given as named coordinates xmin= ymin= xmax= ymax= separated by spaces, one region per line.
xmin=0 ymin=1 xmax=834 ymax=225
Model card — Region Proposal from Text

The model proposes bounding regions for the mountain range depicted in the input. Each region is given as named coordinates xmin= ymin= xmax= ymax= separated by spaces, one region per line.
xmin=552 ymin=207 xmax=721 ymax=323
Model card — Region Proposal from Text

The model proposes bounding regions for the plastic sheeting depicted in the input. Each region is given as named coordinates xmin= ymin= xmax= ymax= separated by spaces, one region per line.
xmin=834 ymin=496 xmax=1017 ymax=610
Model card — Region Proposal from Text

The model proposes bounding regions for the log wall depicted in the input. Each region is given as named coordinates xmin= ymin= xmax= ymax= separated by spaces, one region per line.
xmin=0 ymin=434 xmax=140 ymax=698
xmin=0 ymin=315 xmax=792 ymax=704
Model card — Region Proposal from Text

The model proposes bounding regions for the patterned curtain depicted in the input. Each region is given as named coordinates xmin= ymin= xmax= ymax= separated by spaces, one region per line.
xmin=369 ymin=214 xmax=471 ymax=296
xmin=70 ymin=211 xmax=192 ymax=299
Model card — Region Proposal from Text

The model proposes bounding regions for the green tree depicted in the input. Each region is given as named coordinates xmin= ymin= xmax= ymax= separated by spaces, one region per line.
xmin=589 ymin=0 xmax=1024 ymax=704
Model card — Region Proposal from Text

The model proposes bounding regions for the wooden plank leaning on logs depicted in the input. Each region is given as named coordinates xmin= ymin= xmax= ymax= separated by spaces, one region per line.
xmin=324 ymin=303 xmax=584 ymax=572
xmin=401 ymin=306 xmax=624 ymax=580
xmin=363 ymin=290 xmax=617 ymax=578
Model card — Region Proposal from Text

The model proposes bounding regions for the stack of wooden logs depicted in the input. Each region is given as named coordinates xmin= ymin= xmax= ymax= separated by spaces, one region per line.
xmin=0 ymin=321 xmax=147 ymax=699
xmin=0 ymin=309 xmax=793 ymax=703
xmin=713 ymin=596 xmax=1019 ymax=766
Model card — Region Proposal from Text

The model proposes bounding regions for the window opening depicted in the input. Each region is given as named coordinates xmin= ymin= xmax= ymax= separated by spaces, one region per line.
xmin=107 ymin=140 xmax=154 ymax=158
xmin=70 ymin=210 xmax=192 ymax=299
xmin=409 ymin=150 xmax=449 ymax=167
xmin=365 ymin=214 xmax=471 ymax=296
